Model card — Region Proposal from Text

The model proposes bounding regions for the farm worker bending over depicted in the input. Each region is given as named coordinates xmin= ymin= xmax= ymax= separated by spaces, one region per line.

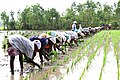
xmin=72 ymin=21 xmax=77 ymax=31
xmin=7 ymin=34 xmax=41 ymax=75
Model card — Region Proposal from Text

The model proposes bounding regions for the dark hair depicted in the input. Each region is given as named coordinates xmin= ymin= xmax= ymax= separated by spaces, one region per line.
xmin=5 ymin=36 xmax=8 ymax=38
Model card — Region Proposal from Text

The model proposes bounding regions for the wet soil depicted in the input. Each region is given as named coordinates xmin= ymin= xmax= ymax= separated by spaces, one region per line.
xmin=0 ymin=31 xmax=118 ymax=80
xmin=30 ymin=46 xmax=80 ymax=80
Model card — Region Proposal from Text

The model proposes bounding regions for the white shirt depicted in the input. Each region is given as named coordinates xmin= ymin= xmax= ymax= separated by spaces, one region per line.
xmin=72 ymin=23 xmax=77 ymax=31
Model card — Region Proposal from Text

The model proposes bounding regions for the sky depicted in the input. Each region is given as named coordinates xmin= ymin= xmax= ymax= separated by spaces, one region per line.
xmin=0 ymin=0 xmax=119 ymax=21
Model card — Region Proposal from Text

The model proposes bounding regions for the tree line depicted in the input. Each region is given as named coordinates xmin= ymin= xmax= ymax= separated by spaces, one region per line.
xmin=1 ymin=0 xmax=120 ymax=30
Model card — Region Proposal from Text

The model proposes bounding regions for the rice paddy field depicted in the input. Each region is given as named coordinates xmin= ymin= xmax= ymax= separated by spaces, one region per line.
xmin=0 ymin=30 xmax=120 ymax=80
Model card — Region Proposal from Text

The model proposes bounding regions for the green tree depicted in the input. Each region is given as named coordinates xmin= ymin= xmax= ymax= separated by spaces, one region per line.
xmin=44 ymin=8 xmax=60 ymax=30
xmin=9 ymin=11 xmax=16 ymax=30
xmin=0 ymin=11 xmax=9 ymax=30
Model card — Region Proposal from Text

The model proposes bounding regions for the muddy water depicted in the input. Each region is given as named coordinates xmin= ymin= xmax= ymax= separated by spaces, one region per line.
xmin=102 ymin=42 xmax=117 ymax=80
xmin=48 ymin=55 xmax=88 ymax=80
xmin=61 ymin=57 xmax=88 ymax=80
xmin=81 ymin=47 xmax=104 ymax=80
xmin=49 ymin=44 xmax=118 ymax=80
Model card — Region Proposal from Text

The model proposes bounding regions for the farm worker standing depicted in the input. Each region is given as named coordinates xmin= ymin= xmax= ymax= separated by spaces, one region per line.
xmin=72 ymin=21 xmax=77 ymax=31
xmin=108 ymin=24 xmax=112 ymax=30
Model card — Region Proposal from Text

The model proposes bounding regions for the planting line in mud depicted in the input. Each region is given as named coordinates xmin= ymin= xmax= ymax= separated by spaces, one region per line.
xmin=117 ymin=36 xmax=120 ymax=80
xmin=101 ymin=42 xmax=118 ymax=80
xmin=81 ymin=47 xmax=104 ymax=80
xmin=79 ymin=31 xmax=106 ymax=80
xmin=111 ymin=31 xmax=120 ymax=80
xmin=1 ymin=31 xmax=118 ymax=80
xmin=98 ymin=31 xmax=110 ymax=80
xmin=98 ymin=31 xmax=119 ymax=80
xmin=48 ymin=40 xmax=94 ymax=79
xmin=47 ymin=32 xmax=102 ymax=80
xmin=0 ymin=30 xmax=104 ymax=80
xmin=58 ymin=57 xmax=88 ymax=80
xmin=62 ymin=46 xmax=102 ymax=80
xmin=51 ymin=32 xmax=105 ymax=80
xmin=116 ymin=32 xmax=120 ymax=80
xmin=73 ymin=31 xmax=105 ymax=65
xmin=80 ymin=31 xmax=119 ymax=80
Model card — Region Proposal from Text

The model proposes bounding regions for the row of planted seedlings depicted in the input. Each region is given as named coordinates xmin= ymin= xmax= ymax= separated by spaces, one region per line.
xmin=117 ymin=31 xmax=120 ymax=80
xmin=73 ymin=31 xmax=106 ymax=65
xmin=98 ymin=31 xmax=110 ymax=80
xmin=75 ymin=31 xmax=106 ymax=75
xmin=1 ymin=30 xmax=103 ymax=79
xmin=58 ymin=31 xmax=106 ymax=80
xmin=53 ymin=37 xmax=98 ymax=80
xmin=30 ymin=32 xmax=101 ymax=80
xmin=29 ymin=40 xmax=85 ymax=79
xmin=110 ymin=30 xmax=120 ymax=80
xmin=79 ymin=31 xmax=107 ymax=80
xmin=118 ymin=31 xmax=120 ymax=80
xmin=19 ymin=30 xmax=119 ymax=80
xmin=93 ymin=30 xmax=120 ymax=80
xmin=59 ymin=36 xmax=96 ymax=80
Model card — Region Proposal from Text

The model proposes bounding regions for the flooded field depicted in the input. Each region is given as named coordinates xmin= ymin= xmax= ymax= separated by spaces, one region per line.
xmin=47 ymin=30 xmax=120 ymax=80
xmin=0 ymin=30 xmax=120 ymax=80
xmin=0 ymin=32 xmax=24 ymax=80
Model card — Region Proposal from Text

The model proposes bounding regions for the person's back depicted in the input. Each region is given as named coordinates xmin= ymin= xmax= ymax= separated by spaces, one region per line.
xmin=8 ymin=34 xmax=34 ymax=59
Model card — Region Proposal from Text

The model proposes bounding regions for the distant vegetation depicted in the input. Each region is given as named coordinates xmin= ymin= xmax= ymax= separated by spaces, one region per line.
xmin=0 ymin=0 xmax=120 ymax=30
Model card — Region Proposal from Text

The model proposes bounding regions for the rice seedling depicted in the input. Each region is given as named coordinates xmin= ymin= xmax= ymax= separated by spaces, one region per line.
xmin=66 ymin=67 xmax=69 ymax=74
xmin=3 ymin=30 xmax=120 ymax=80
xmin=63 ymin=55 xmax=70 ymax=63
xmin=111 ymin=30 xmax=120 ymax=80
xmin=79 ymin=31 xmax=106 ymax=80
xmin=98 ymin=31 xmax=109 ymax=80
